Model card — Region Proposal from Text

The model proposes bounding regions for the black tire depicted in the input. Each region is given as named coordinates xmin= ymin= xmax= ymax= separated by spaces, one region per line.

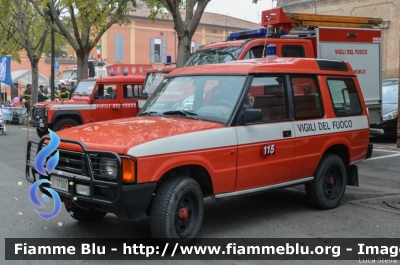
xmin=65 ymin=203 xmax=107 ymax=222
xmin=150 ymin=176 xmax=204 ymax=244
xmin=52 ymin=118 xmax=79 ymax=132
xmin=36 ymin=128 xmax=49 ymax=138
xmin=305 ymin=153 xmax=347 ymax=210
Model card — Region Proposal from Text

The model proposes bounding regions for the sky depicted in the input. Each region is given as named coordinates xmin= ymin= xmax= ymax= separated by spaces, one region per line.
xmin=204 ymin=0 xmax=274 ymax=24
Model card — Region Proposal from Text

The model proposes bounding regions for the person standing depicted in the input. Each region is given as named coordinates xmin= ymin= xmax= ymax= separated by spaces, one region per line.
xmin=38 ymin=89 xmax=49 ymax=102
xmin=68 ymin=82 xmax=77 ymax=99
xmin=23 ymin=84 xmax=32 ymax=111
xmin=56 ymin=82 xmax=69 ymax=101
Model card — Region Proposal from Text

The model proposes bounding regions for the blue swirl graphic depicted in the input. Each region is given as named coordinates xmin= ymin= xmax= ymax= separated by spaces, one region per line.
xmin=35 ymin=129 xmax=60 ymax=176
xmin=29 ymin=179 xmax=62 ymax=220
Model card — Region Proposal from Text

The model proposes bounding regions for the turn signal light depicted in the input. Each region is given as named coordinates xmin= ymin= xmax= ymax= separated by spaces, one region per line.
xmin=122 ymin=158 xmax=136 ymax=182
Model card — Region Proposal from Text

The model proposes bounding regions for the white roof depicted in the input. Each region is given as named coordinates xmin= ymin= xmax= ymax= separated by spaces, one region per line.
xmin=1 ymin=70 xmax=49 ymax=89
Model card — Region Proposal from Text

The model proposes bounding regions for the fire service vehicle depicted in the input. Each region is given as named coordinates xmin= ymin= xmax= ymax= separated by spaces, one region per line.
xmin=27 ymin=57 xmax=372 ymax=243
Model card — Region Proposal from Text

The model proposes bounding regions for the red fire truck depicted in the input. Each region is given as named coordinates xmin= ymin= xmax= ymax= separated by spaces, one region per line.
xmin=31 ymin=75 xmax=145 ymax=137
xmin=185 ymin=7 xmax=383 ymax=133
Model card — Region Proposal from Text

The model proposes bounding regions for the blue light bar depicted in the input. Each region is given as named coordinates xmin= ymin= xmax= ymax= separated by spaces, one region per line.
xmin=267 ymin=44 xmax=277 ymax=56
xmin=229 ymin=28 xmax=267 ymax=40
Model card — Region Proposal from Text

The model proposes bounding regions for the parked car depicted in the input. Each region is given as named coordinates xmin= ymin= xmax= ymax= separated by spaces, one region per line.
xmin=382 ymin=78 xmax=399 ymax=86
xmin=370 ymin=84 xmax=398 ymax=135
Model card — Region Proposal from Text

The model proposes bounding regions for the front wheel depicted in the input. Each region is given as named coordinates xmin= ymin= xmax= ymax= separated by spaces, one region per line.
xmin=52 ymin=118 xmax=79 ymax=132
xmin=150 ymin=176 xmax=204 ymax=244
xmin=305 ymin=154 xmax=347 ymax=209
xmin=36 ymin=128 xmax=49 ymax=138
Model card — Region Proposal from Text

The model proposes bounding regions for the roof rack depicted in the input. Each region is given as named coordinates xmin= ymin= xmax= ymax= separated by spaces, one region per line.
xmin=261 ymin=7 xmax=383 ymax=33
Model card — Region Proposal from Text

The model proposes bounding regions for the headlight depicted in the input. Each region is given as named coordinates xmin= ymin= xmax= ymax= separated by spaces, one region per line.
xmin=100 ymin=157 xmax=117 ymax=178
xmin=382 ymin=110 xmax=398 ymax=121
xmin=44 ymin=108 xmax=48 ymax=117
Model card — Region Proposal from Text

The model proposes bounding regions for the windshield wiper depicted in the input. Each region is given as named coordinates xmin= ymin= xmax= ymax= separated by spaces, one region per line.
xmin=138 ymin=111 xmax=158 ymax=116
xmin=163 ymin=110 xmax=199 ymax=119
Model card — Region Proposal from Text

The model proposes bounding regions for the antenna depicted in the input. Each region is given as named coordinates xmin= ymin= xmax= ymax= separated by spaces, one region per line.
xmin=261 ymin=9 xmax=274 ymax=58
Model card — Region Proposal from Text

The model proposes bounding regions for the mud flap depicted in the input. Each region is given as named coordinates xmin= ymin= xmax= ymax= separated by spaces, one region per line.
xmin=347 ymin=165 xmax=359 ymax=187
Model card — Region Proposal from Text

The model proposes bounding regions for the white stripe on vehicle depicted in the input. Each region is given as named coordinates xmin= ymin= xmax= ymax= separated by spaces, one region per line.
xmin=50 ymin=105 xmax=96 ymax=111
xmin=128 ymin=116 xmax=369 ymax=157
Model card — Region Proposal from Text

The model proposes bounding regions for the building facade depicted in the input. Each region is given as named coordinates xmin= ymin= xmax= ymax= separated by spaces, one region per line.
xmin=3 ymin=3 xmax=260 ymax=101
xmin=278 ymin=0 xmax=397 ymax=79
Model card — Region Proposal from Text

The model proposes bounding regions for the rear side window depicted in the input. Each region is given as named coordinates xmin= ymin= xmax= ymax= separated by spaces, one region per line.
xmin=282 ymin=45 xmax=305 ymax=57
xmin=327 ymin=79 xmax=362 ymax=116
xmin=123 ymin=84 xmax=143 ymax=98
xmin=291 ymin=75 xmax=324 ymax=119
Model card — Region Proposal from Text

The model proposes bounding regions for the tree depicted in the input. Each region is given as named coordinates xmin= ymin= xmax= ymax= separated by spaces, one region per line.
xmin=30 ymin=0 xmax=136 ymax=82
xmin=144 ymin=0 xmax=211 ymax=68
xmin=0 ymin=0 xmax=50 ymax=107
xmin=144 ymin=0 xmax=265 ymax=68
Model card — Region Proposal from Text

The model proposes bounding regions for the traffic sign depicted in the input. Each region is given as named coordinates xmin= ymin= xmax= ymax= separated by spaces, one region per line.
xmin=55 ymin=61 xmax=59 ymax=69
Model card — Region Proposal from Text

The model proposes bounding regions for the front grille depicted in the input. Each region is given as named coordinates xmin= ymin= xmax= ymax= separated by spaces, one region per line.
xmin=32 ymin=107 xmax=45 ymax=121
xmin=56 ymin=151 xmax=117 ymax=182
xmin=56 ymin=150 xmax=88 ymax=176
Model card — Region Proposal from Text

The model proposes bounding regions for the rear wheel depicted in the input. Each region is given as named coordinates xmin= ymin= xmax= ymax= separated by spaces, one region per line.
xmin=305 ymin=154 xmax=347 ymax=209
xmin=36 ymin=128 xmax=48 ymax=138
xmin=52 ymin=118 xmax=79 ymax=132
xmin=65 ymin=203 xmax=106 ymax=222
xmin=150 ymin=176 xmax=204 ymax=244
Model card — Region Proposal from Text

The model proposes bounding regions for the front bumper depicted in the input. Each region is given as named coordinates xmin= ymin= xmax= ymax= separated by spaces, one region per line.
xmin=370 ymin=118 xmax=398 ymax=136
xmin=25 ymin=138 xmax=156 ymax=220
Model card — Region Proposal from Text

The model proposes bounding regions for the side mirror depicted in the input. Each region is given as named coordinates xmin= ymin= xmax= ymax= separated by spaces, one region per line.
xmin=237 ymin=109 xmax=262 ymax=124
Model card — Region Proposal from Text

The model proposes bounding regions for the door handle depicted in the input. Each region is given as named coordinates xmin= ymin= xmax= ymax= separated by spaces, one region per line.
xmin=283 ymin=130 xmax=292 ymax=137
xmin=112 ymin=107 xmax=119 ymax=110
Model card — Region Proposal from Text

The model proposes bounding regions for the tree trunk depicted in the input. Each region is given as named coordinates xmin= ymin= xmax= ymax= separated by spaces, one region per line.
xmin=30 ymin=57 xmax=39 ymax=108
xmin=176 ymin=35 xmax=192 ymax=68
xmin=76 ymin=48 xmax=90 ymax=82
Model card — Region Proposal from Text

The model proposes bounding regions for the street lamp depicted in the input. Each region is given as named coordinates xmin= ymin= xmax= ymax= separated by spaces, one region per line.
xmin=44 ymin=7 xmax=60 ymax=100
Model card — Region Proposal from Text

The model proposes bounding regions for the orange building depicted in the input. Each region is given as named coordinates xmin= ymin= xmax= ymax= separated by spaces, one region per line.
xmin=3 ymin=2 xmax=259 ymax=101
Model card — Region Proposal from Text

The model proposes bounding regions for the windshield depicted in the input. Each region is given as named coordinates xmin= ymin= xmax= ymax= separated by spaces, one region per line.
xmin=73 ymin=80 xmax=96 ymax=96
xmin=382 ymin=85 xmax=398 ymax=104
xmin=185 ymin=46 xmax=244 ymax=66
xmin=143 ymin=72 xmax=166 ymax=95
xmin=139 ymin=75 xmax=246 ymax=124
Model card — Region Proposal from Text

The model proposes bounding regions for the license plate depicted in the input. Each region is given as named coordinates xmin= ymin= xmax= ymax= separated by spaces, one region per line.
xmin=50 ymin=176 xmax=69 ymax=192
xmin=39 ymin=122 xmax=44 ymax=127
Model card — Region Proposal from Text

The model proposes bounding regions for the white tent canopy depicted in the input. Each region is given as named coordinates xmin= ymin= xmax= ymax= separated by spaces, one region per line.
xmin=0 ymin=70 xmax=49 ymax=89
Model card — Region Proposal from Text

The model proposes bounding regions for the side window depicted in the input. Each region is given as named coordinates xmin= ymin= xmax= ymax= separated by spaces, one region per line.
xmin=94 ymin=84 xmax=117 ymax=100
xmin=244 ymin=76 xmax=287 ymax=122
xmin=282 ymin=45 xmax=305 ymax=57
xmin=123 ymin=84 xmax=143 ymax=98
xmin=327 ymin=78 xmax=362 ymax=116
xmin=291 ymin=75 xmax=324 ymax=119
xmin=244 ymin=46 xmax=266 ymax=59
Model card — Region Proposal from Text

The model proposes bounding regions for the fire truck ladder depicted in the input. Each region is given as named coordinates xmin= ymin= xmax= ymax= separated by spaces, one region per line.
xmin=262 ymin=7 xmax=383 ymax=33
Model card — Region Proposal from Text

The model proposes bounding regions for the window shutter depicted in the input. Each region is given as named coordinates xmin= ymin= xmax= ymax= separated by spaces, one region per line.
xmin=196 ymin=41 xmax=200 ymax=50
xmin=162 ymin=38 xmax=167 ymax=63
xmin=150 ymin=38 xmax=155 ymax=63
xmin=115 ymin=35 xmax=124 ymax=62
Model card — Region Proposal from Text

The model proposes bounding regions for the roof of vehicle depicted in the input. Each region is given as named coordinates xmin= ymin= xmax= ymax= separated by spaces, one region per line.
xmin=147 ymin=65 xmax=176 ymax=73
xmin=198 ymin=38 xmax=312 ymax=51
xmin=170 ymin=58 xmax=355 ymax=76
xmin=80 ymin=75 xmax=145 ymax=83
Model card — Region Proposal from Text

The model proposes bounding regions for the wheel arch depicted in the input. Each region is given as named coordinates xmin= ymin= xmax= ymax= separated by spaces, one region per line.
xmin=322 ymin=143 xmax=350 ymax=167
xmin=157 ymin=164 xmax=214 ymax=196
xmin=50 ymin=111 xmax=83 ymax=127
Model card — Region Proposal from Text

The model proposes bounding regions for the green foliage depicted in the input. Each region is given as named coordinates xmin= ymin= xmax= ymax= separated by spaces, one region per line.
xmin=0 ymin=0 xmax=50 ymax=63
